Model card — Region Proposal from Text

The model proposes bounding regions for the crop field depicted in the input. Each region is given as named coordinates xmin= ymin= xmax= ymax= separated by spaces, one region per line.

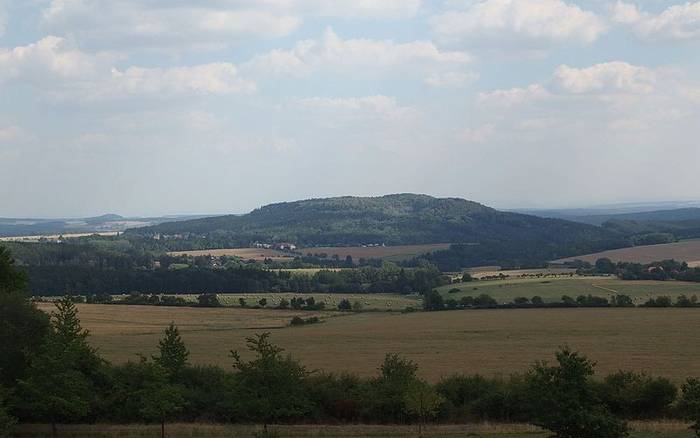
xmin=37 ymin=303 xmax=700 ymax=383
xmin=167 ymin=248 xmax=294 ymax=261
xmin=465 ymin=267 xmax=578 ymax=279
xmin=160 ymin=292 xmax=420 ymax=310
xmin=553 ymin=239 xmax=700 ymax=265
xmin=15 ymin=422 xmax=693 ymax=437
xmin=298 ymin=244 xmax=451 ymax=261
xmin=437 ymin=276 xmax=700 ymax=304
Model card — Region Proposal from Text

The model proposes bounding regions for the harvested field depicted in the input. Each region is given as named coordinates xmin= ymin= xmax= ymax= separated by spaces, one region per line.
xmin=38 ymin=304 xmax=700 ymax=383
xmin=167 ymin=248 xmax=294 ymax=261
xmin=553 ymin=239 xmax=700 ymax=265
xmin=466 ymin=267 xmax=577 ymax=279
xmin=438 ymin=276 xmax=700 ymax=304
xmin=299 ymin=244 xmax=451 ymax=261
xmin=15 ymin=422 xmax=692 ymax=437
xmin=166 ymin=292 xmax=420 ymax=310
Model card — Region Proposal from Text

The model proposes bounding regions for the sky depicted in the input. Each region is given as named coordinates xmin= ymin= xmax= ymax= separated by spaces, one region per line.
xmin=0 ymin=0 xmax=699 ymax=217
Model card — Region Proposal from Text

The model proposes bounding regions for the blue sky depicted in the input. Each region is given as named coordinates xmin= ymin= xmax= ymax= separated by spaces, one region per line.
xmin=1 ymin=0 xmax=699 ymax=217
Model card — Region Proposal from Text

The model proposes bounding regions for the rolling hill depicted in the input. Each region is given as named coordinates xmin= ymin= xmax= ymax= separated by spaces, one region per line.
xmin=130 ymin=194 xmax=631 ymax=268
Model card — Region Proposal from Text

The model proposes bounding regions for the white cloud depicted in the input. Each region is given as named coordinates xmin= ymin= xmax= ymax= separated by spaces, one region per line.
xmin=431 ymin=0 xmax=606 ymax=45
xmin=0 ymin=36 xmax=110 ymax=84
xmin=479 ymin=62 xmax=662 ymax=107
xmin=295 ymin=95 xmax=420 ymax=121
xmin=425 ymin=71 xmax=479 ymax=88
xmin=41 ymin=1 xmax=301 ymax=51
xmin=0 ymin=125 xmax=26 ymax=144
xmin=0 ymin=37 xmax=255 ymax=99
xmin=478 ymin=84 xmax=549 ymax=107
xmin=552 ymin=62 xmax=657 ymax=94
xmin=108 ymin=64 xmax=256 ymax=97
xmin=612 ymin=1 xmax=700 ymax=40
xmin=40 ymin=0 xmax=422 ymax=52
xmin=244 ymin=27 xmax=471 ymax=78
xmin=262 ymin=0 xmax=422 ymax=19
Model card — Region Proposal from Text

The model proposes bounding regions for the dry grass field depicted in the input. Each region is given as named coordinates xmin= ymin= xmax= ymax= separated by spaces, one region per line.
xmin=299 ymin=244 xmax=451 ymax=261
xmin=167 ymin=248 xmax=294 ymax=261
xmin=16 ymin=422 xmax=693 ymax=437
xmin=465 ymin=267 xmax=578 ymax=279
xmin=553 ymin=239 xmax=700 ymax=265
xmin=37 ymin=303 xmax=700 ymax=383
xmin=438 ymin=276 xmax=700 ymax=304
xmin=168 ymin=292 xmax=420 ymax=310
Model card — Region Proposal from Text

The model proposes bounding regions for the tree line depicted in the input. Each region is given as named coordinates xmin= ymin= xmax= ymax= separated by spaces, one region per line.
xmin=576 ymin=258 xmax=700 ymax=282
xmin=22 ymin=263 xmax=447 ymax=297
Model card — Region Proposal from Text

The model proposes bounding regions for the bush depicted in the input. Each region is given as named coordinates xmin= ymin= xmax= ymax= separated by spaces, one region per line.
xmin=599 ymin=371 xmax=677 ymax=419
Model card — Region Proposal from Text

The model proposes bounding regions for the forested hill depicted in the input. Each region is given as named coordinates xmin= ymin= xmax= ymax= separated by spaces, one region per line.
xmin=129 ymin=194 xmax=630 ymax=266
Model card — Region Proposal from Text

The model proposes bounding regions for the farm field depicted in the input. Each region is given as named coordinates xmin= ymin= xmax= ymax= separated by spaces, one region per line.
xmin=160 ymin=292 xmax=420 ymax=310
xmin=15 ymin=422 xmax=693 ymax=437
xmin=37 ymin=303 xmax=700 ymax=383
xmin=298 ymin=243 xmax=451 ymax=261
xmin=465 ymin=267 xmax=578 ymax=279
xmin=437 ymin=276 xmax=700 ymax=304
xmin=553 ymin=239 xmax=700 ymax=266
xmin=167 ymin=248 xmax=294 ymax=261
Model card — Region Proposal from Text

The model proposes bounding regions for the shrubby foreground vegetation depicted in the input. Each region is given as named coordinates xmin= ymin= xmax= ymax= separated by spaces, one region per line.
xmin=2 ymin=247 xmax=700 ymax=438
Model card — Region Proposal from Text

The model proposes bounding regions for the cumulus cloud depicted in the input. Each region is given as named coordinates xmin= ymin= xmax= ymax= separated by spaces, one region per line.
xmin=40 ymin=0 xmax=422 ymax=52
xmin=295 ymin=95 xmax=420 ymax=121
xmin=425 ymin=71 xmax=479 ymax=88
xmin=0 ymin=37 xmax=254 ymax=99
xmin=479 ymin=61 xmax=663 ymax=107
xmin=552 ymin=62 xmax=657 ymax=94
xmin=0 ymin=36 xmax=111 ymax=84
xmin=431 ymin=0 xmax=606 ymax=45
xmin=243 ymin=27 xmax=471 ymax=78
xmin=108 ymin=64 xmax=256 ymax=97
xmin=612 ymin=1 xmax=700 ymax=40
xmin=41 ymin=1 xmax=301 ymax=51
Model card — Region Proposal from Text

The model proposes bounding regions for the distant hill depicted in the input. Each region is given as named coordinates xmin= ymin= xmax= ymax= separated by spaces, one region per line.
xmin=571 ymin=208 xmax=700 ymax=226
xmin=131 ymin=194 xmax=630 ymax=268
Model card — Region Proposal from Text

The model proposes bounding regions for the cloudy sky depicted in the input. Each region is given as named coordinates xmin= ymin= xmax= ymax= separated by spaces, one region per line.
xmin=1 ymin=0 xmax=699 ymax=217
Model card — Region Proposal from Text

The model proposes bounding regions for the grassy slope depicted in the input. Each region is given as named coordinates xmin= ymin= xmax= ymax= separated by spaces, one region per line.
xmin=437 ymin=276 xmax=700 ymax=304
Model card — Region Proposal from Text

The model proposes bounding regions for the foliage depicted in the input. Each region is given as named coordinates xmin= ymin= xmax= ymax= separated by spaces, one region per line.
xmin=404 ymin=381 xmax=444 ymax=437
xmin=679 ymin=378 xmax=700 ymax=437
xmin=0 ymin=388 xmax=16 ymax=438
xmin=153 ymin=323 xmax=189 ymax=376
xmin=525 ymin=347 xmax=628 ymax=438
xmin=230 ymin=333 xmax=312 ymax=425
xmin=598 ymin=371 xmax=677 ymax=419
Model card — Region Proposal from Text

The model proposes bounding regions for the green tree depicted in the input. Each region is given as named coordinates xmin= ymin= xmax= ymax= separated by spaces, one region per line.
xmin=422 ymin=290 xmax=444 ymax=311
xmin=0 ymin=246 xmax=50 ymax=386
xmin=338 ymin=299 xmax=352 ymax=311
xmin=259 ymin=298 xmax=268 ymax=307
xmin=526 ymin=347 xmax=628 ymax=438
xmin=404 ymin=381 xmax=444 ymax=438
xmin=680 ymin=378 xmax=700 ymax=437
xmin=0 ymin=245 xmax=27 ymax=293
xmin=17 ymin=297 xmax=101 ymax=438
xmin=367 ymin=354 xmax=420 ymax=422
xmin=153 ymin=322 xmax=189 ymax=376
xmin=230 ymin=333 xmax=311 ymax=433
xmin=138 ymin=364 xmax=185 ymax=438
xmin=0 ymin=387 xmax=16 ymax=438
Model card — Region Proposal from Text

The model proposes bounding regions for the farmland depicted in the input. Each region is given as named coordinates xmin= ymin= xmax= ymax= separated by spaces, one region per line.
xmin=298 ymin=244 xmax=451 ymax=261
xmin=167 ymin=248 xmax=294 ymax=261
xmin=38 ymin=303 xmax=700 ymax=383
xmin=437 ymin=276 xmax=700 ymax=304
xmin=553 ymin=239 xmax=700 ymax=266
xmin=155 ymin=292 xmax=420 ymax=310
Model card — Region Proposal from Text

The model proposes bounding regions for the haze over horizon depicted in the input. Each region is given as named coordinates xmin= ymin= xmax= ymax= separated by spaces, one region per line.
xmin=2 ymin=1 xmax=699 ymax=217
